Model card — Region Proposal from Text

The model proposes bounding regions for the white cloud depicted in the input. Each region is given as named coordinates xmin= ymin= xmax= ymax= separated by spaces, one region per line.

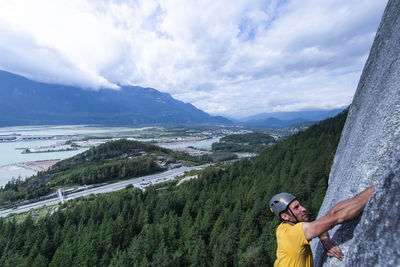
xmin=0 ymin=0 xmax=388 ymax=117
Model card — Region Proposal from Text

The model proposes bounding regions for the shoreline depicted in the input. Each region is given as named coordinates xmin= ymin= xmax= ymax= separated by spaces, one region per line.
xmin=0 ymin=159 xmax=61 ymax=172
xmin=0 ymin=159 xmax=61 ymax=186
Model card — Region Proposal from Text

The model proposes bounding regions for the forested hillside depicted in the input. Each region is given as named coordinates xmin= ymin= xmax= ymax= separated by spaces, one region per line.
xmin=0 ymin=110 xmax=347 ymax=266
xmin=0 ymin=140 xmax=200 ymax=206
xmin=211 ymin=132 xmax=276 ymax=153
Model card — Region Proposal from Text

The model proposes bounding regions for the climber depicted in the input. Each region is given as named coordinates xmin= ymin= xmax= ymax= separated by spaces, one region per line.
xmin=270 ymin=185 xmax=375 ymax=267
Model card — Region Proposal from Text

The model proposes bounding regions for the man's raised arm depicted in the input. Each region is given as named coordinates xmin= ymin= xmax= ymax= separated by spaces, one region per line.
xmin=303 ymin=185 xmax=375 ymax=241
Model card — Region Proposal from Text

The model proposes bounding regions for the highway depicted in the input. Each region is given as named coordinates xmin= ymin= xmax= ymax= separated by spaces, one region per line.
xmin=0 ymin=165 xmax=206 ymax=217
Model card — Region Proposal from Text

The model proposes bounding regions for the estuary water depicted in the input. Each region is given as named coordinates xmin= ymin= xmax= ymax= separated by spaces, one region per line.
xmin=0 ymin=139 xmax=88 ymax=166
xmin=0 ymin=140 xmax=89 ymax=187
xmin=0 ymin=125 xmax=220 ymax=187
xmin=0 ymin=125 xmax=140 ymax=186
xmin=0 ymin=125 xmax=158 ymax=165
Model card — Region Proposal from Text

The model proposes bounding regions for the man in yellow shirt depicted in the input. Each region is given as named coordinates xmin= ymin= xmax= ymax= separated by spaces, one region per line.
xmin=270 ymin=186 xmax=375 ymax=266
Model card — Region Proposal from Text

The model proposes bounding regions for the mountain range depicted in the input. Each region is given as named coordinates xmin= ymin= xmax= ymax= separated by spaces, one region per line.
xmin=235 ymin=108 xmax=345 ymax=128
xmin=0 ymin=70 xmax=344 ymax=128
xmin=0 ymin=70 xmax=230 ymax=127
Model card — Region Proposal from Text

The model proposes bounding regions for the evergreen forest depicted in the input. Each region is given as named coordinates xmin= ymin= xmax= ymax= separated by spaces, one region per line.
xmin=0 ymin=110 xmax=348 ymax=266
xmin=211 ymin=132 xmax=276 ymax=153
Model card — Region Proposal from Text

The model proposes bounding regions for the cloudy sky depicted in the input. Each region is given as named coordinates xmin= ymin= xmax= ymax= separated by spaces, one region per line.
xmin=0 ymin=0 xmax=387 ymax=118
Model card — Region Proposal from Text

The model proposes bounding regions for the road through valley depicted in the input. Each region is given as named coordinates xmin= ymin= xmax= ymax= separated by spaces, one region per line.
xmin=0 ymin=165 xmax=206 ymax=217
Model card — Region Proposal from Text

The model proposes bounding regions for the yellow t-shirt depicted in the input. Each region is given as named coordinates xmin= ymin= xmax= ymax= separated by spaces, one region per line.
xmin=274 ymin=222 xmax=313 ymax=267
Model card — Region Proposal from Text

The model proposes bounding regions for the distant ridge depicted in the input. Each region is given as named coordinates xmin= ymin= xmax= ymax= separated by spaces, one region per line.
xmin=238 ymin=108 xmax=345 ymax=128
xmin=0 ymin=70 xmax=231 ymax=126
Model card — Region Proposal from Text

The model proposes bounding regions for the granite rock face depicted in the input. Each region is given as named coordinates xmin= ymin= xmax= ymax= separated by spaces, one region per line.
xmin=311 ymin=0 xmax=400 ymax=266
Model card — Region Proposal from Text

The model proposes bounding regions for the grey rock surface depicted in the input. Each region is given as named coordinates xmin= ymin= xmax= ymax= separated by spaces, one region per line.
xmin=311 ymin=0 xmax=400 ymax=266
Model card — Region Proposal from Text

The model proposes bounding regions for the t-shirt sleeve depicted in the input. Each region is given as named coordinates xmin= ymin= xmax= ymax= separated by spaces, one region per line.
xmin=287 ymin=222 xmax=309 ymax=246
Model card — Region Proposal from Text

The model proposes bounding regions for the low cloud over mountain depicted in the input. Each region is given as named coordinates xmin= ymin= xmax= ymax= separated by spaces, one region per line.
xmin=0 ymin=70 xmax=231 ymax=127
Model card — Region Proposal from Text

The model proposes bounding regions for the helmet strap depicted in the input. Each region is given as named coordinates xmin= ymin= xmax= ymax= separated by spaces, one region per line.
xmin=282 ymin=208 xmax=299 ymax=224
xmin=288 ymin=208 xmax=299 ymax=223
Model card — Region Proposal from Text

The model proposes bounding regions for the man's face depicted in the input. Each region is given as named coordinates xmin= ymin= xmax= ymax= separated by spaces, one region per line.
xmin=281 ymin=200 xmax=309 ymax=222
